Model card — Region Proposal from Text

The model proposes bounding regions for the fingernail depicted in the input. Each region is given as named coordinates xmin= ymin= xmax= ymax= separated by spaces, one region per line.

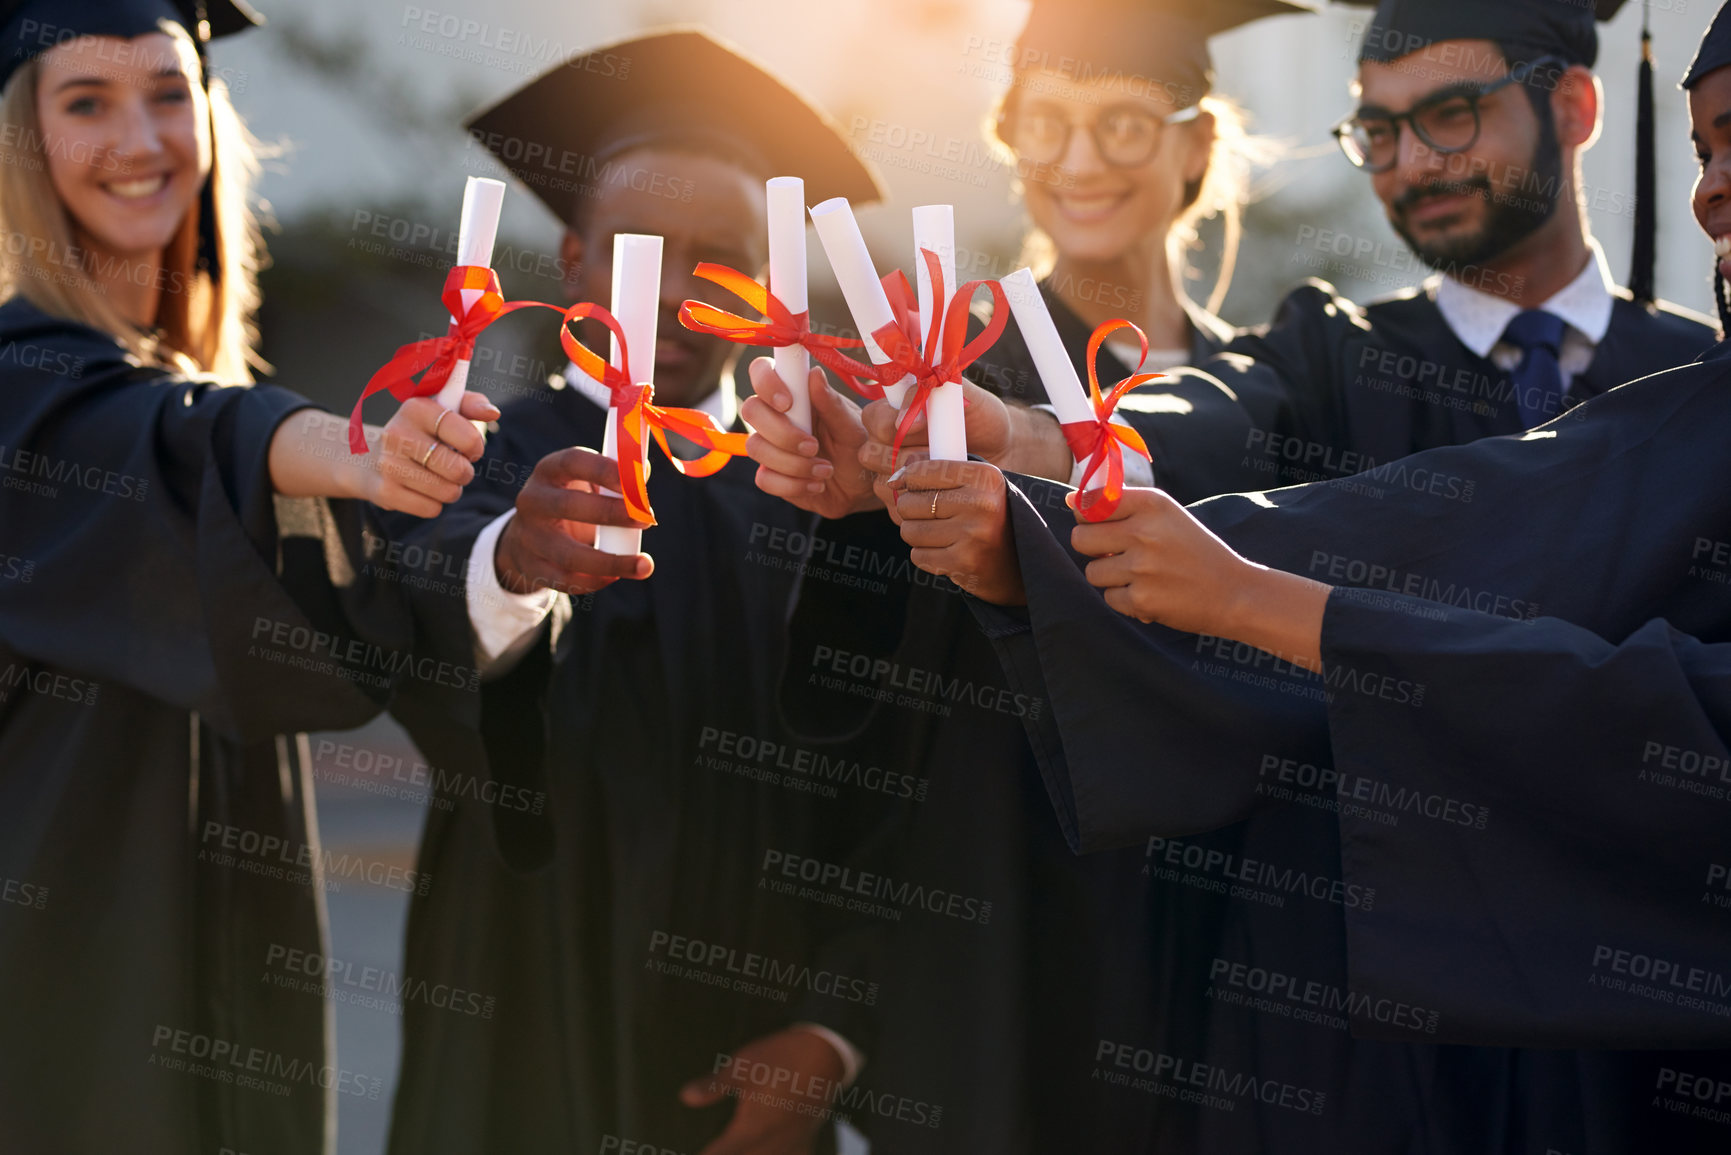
xmin=800 ymin=439 xmax=818 ymax=456
xmin=812 ymin=462 xmax=833 ymax=479
xmin=776 ymin=394 xmax=791 ymax=412
xmin=886 ymin=466 xmax=907 ymax=485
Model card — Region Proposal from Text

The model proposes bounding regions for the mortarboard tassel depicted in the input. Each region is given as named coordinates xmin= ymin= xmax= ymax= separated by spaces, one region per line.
xmin=1631 ymin=0 xmax=1657 ymax=305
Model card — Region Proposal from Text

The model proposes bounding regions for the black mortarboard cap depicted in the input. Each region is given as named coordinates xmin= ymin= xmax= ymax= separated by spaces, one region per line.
xmin=1683 ymin=0 xmax=1731 ymax=89
xmin=1344 ymin=0 xmax=1631 ymax=68
xmin=1010 ymin=0 xmax=1317 ymax=110
xmin=0 ymin=0 xmax=261 ymax=95
xmin=465 ymin=28 xmax=884 ymax=228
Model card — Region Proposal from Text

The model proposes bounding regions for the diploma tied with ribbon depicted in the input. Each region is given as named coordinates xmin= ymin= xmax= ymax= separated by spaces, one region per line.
xmin=999 ymin=267 xmax=1155 ymax=521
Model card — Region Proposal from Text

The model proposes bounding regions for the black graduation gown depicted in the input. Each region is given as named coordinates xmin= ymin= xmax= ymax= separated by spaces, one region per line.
xmin=0 ymin=299 xmax=409 ymax=1154
xmin=981 ymin=343 xmax=1731 ymax=1151
xmin=812 ymin=297 xmax=1238 ymax=1151
xmin=384 ymin=380 xmax=897 ymax=1154
xmin=1155 ymin=278 xmax=1717 ymax=500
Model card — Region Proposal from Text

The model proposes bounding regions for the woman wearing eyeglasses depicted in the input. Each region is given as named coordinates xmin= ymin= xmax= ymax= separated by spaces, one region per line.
xmin=740 ymin=0 xmax=1306 ymax=516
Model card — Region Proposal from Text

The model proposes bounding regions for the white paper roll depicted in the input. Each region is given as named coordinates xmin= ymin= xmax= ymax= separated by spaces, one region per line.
xmin=766 ymin=177 xmax=812 ymax=433
xmin=436 ymin=176 xmax=507 ymax=411
xmin=1000 ymin=267 xmax=1093 ymax=427
xmin=911 ymin=205 xmax=965 ymax=463
xmin=809 ymin=197 xmax=913 ymax=407
xmin=595 ymin=232 xmax=663 ymax=556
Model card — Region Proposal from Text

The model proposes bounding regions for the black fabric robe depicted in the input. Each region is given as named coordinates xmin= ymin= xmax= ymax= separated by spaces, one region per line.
xmin=0 ymin=298 xmax=408 ymax=1154
xmin=384 ymin=379 xmax=902 ymax=1154
xmin=981 ymin=341 xmax=1731 ymax=1151
xmin=1148 ymin=278 xmax=1717 ymax=500
xmin=797 ymin=295 xmax=1241 ymax=1150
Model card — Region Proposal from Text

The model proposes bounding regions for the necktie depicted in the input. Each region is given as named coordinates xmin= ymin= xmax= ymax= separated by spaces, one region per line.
xmin=1501 ymin=309 xmax=1568 ymax=428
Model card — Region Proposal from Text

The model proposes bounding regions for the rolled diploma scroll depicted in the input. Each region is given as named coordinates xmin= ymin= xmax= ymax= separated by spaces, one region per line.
xmin=911 ymin=205 xmax=966 ymax=462
xmin=1000 ymin=267 xmax=1102 ymax=490
xmin=808 ymin=197 xmax=914 ymax=408
xmin=434 ymin=176 xmax=507 ymax=411
xmin=767 ymin=177 xmax=812 ymax=433
xmin=594 ymin=232 xmax=663 ymax=556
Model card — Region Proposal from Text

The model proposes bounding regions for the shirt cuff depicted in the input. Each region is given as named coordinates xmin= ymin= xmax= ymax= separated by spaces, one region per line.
xmin=1032 ymin=403 xmax=1155 ymax=489
xmin=790 ymin=1022 xmax=864 ymax=1088
xmin=467 ymin=510 xmax=558 ymax=677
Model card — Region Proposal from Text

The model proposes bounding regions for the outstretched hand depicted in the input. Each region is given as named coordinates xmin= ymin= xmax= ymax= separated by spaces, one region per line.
xmin=741 ymin=357 xmax=881 ymax=518
xmin=492 ymin=446 xmax=653 ymax=598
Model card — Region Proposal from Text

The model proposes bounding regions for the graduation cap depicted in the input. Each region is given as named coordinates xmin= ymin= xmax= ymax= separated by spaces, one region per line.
xmin=0 ymin=0 xmax=261 ymax=95
xmin=1682 ymin=0 xmax=1731 ymax=89
xmin=1342 ymin=0 xmax=1630 ymax=68
xmin=1338 ymin=0 xmax=1657 ymax=304
xmin=1008 ymin=0 xmax=1318 ymax=110
xmin=465 ymin=28 xmax=883 ymax=229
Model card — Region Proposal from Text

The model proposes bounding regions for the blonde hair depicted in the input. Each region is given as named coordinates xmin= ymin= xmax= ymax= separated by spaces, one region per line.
xmin=992 ymin=91 xmax=1277 ymax=318
xmin=0 ymin=23 xmax=268 ymax=382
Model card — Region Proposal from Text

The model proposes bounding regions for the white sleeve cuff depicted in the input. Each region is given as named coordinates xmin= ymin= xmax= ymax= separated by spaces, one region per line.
xmin=791 ymin=1022 xmax=864 ymax=1088
xmin=1033 ymin=403 xmax=1154 ymax=489
xmin=467 ymin=510 xmax=558 ymax=678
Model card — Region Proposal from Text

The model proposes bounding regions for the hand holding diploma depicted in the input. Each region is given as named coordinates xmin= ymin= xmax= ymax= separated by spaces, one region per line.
xmin=1071 ymin=489 xmax=1329 ymax=672
xmin=268 ymin=391 xmax=499 ymax=518
xmin=493 ymin=446 xmax=654 ymax=598
xmin=881 ymin=457 xmax=1025 ymax=605
xmin=740 ymin=355 xmax=881 ymax=519
xmin=1000 ymin=268 xmax=1156 ymax=520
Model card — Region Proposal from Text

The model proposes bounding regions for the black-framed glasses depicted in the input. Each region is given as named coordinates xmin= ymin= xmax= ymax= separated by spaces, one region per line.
xmin=1004 ymin=101 xmax=1202 ymax=169
xmin=1333 ymin=55 xmax=1565 ymax=173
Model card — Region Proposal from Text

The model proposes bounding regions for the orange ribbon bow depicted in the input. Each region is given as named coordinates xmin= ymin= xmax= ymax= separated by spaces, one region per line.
xmin=346 ymin=265 xmax=542 ymax=454
xmin=558 ymin=302 xmax=748 ymax=527
xmin=676 ymin=263 xmax=870 ymax=380
xmin=1058 ymin=319 xmax=1158 ymax=522
xmin=868 ymin=248 xmax=1009 ymax=467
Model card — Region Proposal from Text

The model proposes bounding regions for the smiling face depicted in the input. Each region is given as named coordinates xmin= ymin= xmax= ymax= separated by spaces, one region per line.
xmin=1690 ymin=66 xmax=1731 ymax=280
xmin=1009 ymin=72 xmax=1213 ymax=265
xmin=1357 ymin=41 xmax=1589 ymax=271
xmin=35 ymin=31 xmax=210 ymax=262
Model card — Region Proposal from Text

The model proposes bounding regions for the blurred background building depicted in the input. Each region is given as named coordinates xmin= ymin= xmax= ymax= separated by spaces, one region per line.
xmin=217 ymin=1 xmax=1720 ymax=1150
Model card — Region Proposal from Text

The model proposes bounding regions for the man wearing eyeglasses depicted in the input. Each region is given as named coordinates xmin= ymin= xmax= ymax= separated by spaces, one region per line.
xmin=878 ymin=0 xmax=1715 ymax=509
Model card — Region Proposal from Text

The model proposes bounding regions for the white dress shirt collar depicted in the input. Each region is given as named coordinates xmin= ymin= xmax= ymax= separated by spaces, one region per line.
xmin=1434 ymin=238 xmax=1616 ymax=358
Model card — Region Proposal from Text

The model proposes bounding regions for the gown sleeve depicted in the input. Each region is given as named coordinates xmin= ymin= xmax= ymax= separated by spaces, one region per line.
xmin=1320 ymin=588 xmax=1731 ymax=1048
xmin=972 ymin=472 xmax=1329 ymax=854
xmin=0 ymin=306 xmax=409 ymax=741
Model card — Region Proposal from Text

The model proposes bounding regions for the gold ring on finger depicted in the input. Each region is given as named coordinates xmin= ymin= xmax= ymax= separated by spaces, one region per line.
xmin=420 ymin=441 xmax=437 ymax=468
xmin=432 ymin=409 xmax=452 ymax=442
xmin=929 ymin=492 xmax=940 ymax=518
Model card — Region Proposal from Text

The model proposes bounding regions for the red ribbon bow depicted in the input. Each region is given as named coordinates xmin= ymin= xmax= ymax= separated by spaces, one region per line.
xmin=346 ymin=265 xmax=543 ymax=454
xmin=867 ymin=248 xmax=1009 ymax=466
xmin=1059 ymin=319 xmax=1158 ymax=522
xmin=558 ymin=303 xmax=748 ymax=527
xmin=677 ymin=263 xmax=870 ymax=374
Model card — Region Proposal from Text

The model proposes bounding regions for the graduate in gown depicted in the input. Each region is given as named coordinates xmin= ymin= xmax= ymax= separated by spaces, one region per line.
xmin=737 ymin=2 xmax=1313 ymax=1148
xmin=0 ymin=3 xmax=493 ymax=1152
xmin=380 ymin=31 xmax=901 ymax=1155
xmin=912 ymin=0 xmax=1718 ymax=509
xmin=948 ymin=0 xmax=1309 ymax=506
xmin=867 ymin=9 xmax=1731 ymax=1149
